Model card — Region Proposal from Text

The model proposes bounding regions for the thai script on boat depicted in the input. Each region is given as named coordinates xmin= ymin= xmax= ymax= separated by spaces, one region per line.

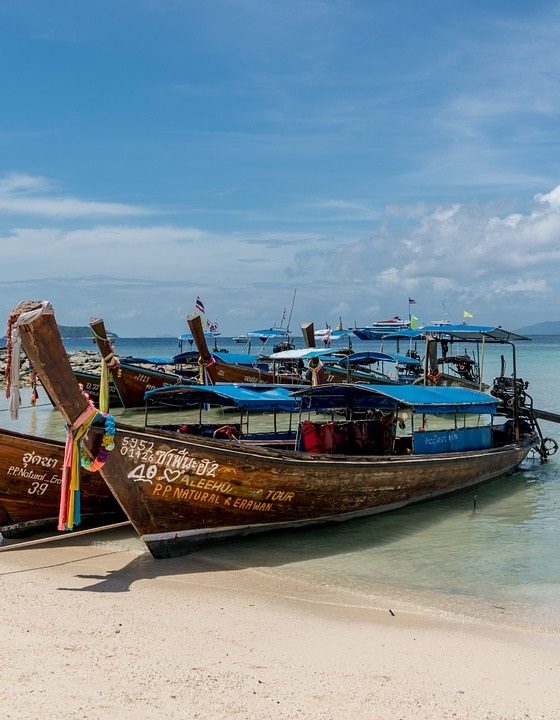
xmin=126 ymin=453 xmax=220 ymax=485
xmin=152 ymin=447 xmax=220 ymax=477
xmin=21 ymin=451 xmax=58 ymax=469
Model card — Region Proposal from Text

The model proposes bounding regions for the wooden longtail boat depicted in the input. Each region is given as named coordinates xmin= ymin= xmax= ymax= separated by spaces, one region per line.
xmin=190 ymin=314 xmax=396 ymax=386
xmin=89 ymin=317 xmax=185 ymax=408
xmin=187 ymin=314 xmax=302 ymax=385
xmin=70 ymin=370 xmax=122 ymax=408
xmin=0 ymin=426 xmax=123 ymax=536
xmin=10 ymin=300 xmax=543 ymax=559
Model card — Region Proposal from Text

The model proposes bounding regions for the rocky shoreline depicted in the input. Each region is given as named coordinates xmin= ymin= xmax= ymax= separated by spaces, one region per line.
xmin=0 ymin=350 xmax=103 ymax=388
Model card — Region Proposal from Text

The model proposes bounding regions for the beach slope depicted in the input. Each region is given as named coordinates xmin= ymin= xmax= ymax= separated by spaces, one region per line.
xmin=1 ymin=532 xmax=559 ymax=720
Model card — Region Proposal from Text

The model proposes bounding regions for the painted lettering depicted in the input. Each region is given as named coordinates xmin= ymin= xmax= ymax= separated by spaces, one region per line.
xmin=265 ymin=490 xmax=295 ymax=502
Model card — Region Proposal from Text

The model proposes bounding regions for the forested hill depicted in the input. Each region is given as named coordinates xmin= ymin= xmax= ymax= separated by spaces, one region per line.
xmin=516 ymin=321 xmax=560 ymax=335
xmin=59 ymin=326 xmax=118 ymax=339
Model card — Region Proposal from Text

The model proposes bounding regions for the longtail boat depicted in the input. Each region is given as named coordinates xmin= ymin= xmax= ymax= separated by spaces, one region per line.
xmin=190 ymin=314 xmax=396 ymax=386
xmin=187 ymin=314 xmax=302 ymax=385
xmin=69 ymin=370 xmax=122 ymax=408
xmin=89 ymin=317 xmax=185 ymax=408
xmin=0 ymin=426 xmax=123 ymax=536
xmin=9 ymin=300 xmax=546 ymax=559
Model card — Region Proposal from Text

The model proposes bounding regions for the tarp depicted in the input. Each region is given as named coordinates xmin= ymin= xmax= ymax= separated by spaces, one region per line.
xmin=293 ymin=383 xmax=497 ymax=415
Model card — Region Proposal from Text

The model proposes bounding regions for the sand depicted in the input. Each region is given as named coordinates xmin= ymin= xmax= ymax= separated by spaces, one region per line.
xmin=1 ymin=528 xmax=559 ymax=720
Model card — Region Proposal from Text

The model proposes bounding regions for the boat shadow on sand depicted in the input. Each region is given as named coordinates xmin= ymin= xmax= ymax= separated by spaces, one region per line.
xmin=48 ymin=456 xmax=552 ymax=594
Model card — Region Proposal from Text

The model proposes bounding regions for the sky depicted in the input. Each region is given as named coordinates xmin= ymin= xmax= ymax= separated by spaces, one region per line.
xmin=2 ymin=0 xmax=560 ymax=336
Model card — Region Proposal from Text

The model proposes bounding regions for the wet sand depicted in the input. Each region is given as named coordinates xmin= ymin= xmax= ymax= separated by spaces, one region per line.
xmin=1 ymin=527 xmax=559 ymax=720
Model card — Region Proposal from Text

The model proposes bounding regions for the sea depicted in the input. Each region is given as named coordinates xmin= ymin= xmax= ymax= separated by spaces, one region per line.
xmin=2 ymin=332 xmax=560 ymax=630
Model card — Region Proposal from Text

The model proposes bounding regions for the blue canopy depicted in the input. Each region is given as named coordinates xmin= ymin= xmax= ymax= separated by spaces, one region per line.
xmin=381 ymin=329 xmax=424 ymax=339
xmin=247 ymin=327 xmax=290 ymax=340
xmin=123 ymin=355 xmax=176 ymax=365
xmin=338 ymin=351 xmax=422 ymax=367
xmin=144 ymin=383 xmax=302 ymax=412
xmin=293 ymin=383 xmax=497 ymax=415
xmin=268 ymin=348 xmax=339 ymax=361
xmin=420 ymin=324 xmax=529 ymax=342
xmin=173 ymin=350 xmax=261 ymax=366
xmin=382 ymin=324 xmax=528 ymax=342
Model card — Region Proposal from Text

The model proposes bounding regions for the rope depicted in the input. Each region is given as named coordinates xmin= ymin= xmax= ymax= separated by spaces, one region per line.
xmin=59 ymin=405 xmax=98 ymax=531
xmin=99 ymin=350 xmax=119 ymax=414
xmin=5 ymin=301 xmax=54 ymax=420
xmin=0 ymin=521 xmax=131 ymax=552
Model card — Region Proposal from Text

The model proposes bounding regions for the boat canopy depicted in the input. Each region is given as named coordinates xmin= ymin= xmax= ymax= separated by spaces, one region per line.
xmin=293 ymin=383 xmax=498 ymax=415
xmin=338 ymin=351 xmax=422 ymax=367
xmin=381 ymin=329 xmax=423 ymax=340
xmin=247 ymin=327 xmax=290 ymax=340
xmin=123 ymin=355 xmax=176 ymax=365
xmin=268 ymin=348 xmax=340 ymax=361
xmin=382 ymin=325 xmax=529 ymax=342
xmin=420 ymin=324 xmax=530 ymax=342
xmin=144 ymin=384 xmax=302 ymax=412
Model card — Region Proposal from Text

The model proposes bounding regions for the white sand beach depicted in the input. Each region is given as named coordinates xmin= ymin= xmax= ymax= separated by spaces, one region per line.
xmin=1 ymin=528 xmax=559 ymax=720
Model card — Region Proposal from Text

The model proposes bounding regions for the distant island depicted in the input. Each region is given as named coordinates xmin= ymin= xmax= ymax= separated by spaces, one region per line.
xmin=515 ymin=321 xmax=560 ymax=335
xmin=59 ymin=325 xmax=118 ymax=339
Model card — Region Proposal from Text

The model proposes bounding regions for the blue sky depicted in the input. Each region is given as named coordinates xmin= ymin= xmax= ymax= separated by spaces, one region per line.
xmin=2 ymin=0 xmax=560 ymax=336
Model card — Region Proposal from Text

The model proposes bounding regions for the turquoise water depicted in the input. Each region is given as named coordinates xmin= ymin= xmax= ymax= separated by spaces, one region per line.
xmin=2 ymin=334 xmax=560 ymax=628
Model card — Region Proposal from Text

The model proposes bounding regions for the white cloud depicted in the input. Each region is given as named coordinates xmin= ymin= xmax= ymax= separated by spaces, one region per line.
xmin=2 ymin=183 xmax=560 ymax=334
xmin=0 ymin=173 xmax=155 ymax=218
xmin=535 ymin=185 xmax=560 ymax=209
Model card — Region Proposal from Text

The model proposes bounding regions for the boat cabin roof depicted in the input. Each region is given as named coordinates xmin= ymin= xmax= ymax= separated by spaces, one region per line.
xmin=145 ymin=382 xmax=498 ymax=415
xmin=338 ymin=351 xmax=422 ymax=367
xmin=247 ymin=327 xmax=291 ymax=339
xmin=173 ymin=350 xmax=261 ymax=365
xmin=144 ymin=383 xmax=302 ymax=412
xmin=383 ymin=325 xmax=529 ymax=342
xmin=123 ymin=355 xmax=176 ymax=365
xmin=292 ymin=383 xmax=498 ymax=415
xmin=267 ymin=347 xmax=340 ymax=361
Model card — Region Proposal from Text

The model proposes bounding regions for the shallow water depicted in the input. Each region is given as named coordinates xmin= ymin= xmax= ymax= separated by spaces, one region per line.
xmin=2 ymin=334 xmax=560 ymax=629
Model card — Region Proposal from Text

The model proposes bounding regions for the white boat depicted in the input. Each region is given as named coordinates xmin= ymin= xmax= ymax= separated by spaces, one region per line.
xmin=352 ymin=316 xmax=410 ymax=340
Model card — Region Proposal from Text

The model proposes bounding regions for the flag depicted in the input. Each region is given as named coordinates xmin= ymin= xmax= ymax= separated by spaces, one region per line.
xmin=206 ymin=319 xmax=219 ymax=333
xmin=463 ymin=310 xmax=473 ymax=319
xmin=195 ymin=296 xmax=205 ymax=314
xmin=410 ymin=315 xmax=418 ymax=330
xmin=408 ymin=298 xmax=417 ymax=305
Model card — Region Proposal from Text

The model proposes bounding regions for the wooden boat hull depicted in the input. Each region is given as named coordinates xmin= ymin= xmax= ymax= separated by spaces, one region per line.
xmin=94 ymin=424 xmax=536 ymax=558
xmin=89 ymin=317 xmax=184 ymax=408
xmin=105 ymin=362 xmax=184 ymax=408
xmin=0 ymin=427 xmax=123 ymax=536
xmin=74 ymin=370 xmax=122 ymax=407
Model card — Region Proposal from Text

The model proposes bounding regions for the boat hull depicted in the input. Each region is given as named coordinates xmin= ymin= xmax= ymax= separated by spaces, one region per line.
xmin=0 ymin=427 xmax=123 ymax=536
xmin=95 ymin=424 xmax=536 ymax=558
